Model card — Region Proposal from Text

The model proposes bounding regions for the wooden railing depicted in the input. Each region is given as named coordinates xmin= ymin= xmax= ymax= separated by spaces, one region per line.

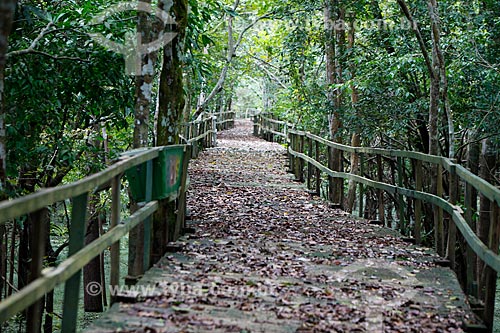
xmin=0 ymin=111 xmax=235 ymax=332
xmin=183 ymin=111 xmax=236 ymax=157
xmin=254 ymin=113 xmax=289 ymax=142
xmin=0 ymin=145 xmax=190 ymax=332
xmin=256 ymin=114 xmax=500 ymax=331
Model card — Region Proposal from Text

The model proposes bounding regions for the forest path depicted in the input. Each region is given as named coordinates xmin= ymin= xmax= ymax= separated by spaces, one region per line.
xmin=87 ymin=120 xmax=475 ymax=332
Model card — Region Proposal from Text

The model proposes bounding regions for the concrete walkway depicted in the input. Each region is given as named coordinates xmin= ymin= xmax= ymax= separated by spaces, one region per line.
xmin=86 ymin=120 xmax=476 ymax=332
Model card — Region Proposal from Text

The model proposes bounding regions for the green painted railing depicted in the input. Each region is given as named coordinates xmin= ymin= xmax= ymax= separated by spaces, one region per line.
xmin=0 ymin=145 xmax=190 ymax=332
xmin=0 ymin=110 xmax=236 ymax=332
xmin=183 ymin=111 xmax=236 ymax=157
xmin=256 ymin=114 xmax=500 ymax=331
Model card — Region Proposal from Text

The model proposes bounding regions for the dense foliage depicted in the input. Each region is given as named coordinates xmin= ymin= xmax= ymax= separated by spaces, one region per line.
xmin=0 ymin=0 xmax=498 ymax=331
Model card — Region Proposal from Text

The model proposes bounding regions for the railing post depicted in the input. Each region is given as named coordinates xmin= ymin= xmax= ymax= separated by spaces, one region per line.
xmin=397 ymin=156 xmax=406 ymax=235
xmin=192 ymin=123 xmax=199 ymax=158
xmin=434 ymin=163 xmax=444 ymax=256
xmin=315 ymin=140 xmax=321 ymax=196
xmin=339 ymin=150 xmax=345 ymax=206
xmin=414 ymin=159 xmax=423 ymax=245
xmin=142 ymin=160 xmax=153 ymax=271
xmin=298 ymin=134 xmax=305 ymax=182
xmin=294 ymin=134 xmax=302 ymax=181
xmin=376 ymin=155 xmax=385 ymax=225
xmin=447 ymin=162 xmax=458 ymax=270
xmin=253 ymin=116 xmax=259 ymax=137
xmin=110 ymin=175 xmax=121 ymax=301
xmin=259 ymin=115 xmax=263 ymax=138
xmin=289 ymin=133 xmax=295 ymax=174
xmin=212 ymin=116 xmax=217 ymax=147
xmin=307 ymin=136 xmax=313 ymax=189
xmin=483 ymin=202 xmax=499 ymax=331
xmin=358 ymin=153 xmax=365 ymax=218
xmin=327 ymin=146 xmax=334 ymax=202
xmin=464 ymin=179 xmax=478 ymax=296
xmin=175 ymin=145 xmax=192 ymax=239
xmin=294 ymin=134 xmax=301 ymax=181
xmin=201 ymin=120 xmax=207 ymax=148
xmin=61 ymin=193 xmax=89 ymax=333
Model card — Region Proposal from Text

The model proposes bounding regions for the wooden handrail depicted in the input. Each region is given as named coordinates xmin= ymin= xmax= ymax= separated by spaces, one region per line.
xmin=0 ymin=111 xmax=236 ymax=331
xmin=0 ymin=145 xmax=191 ymax=331
xmin=0 ymin=201 xmax=158 ymax=323
xmin=288 ymin=147 xmax=500 ymax=273
xmin=257 ymin=113 xmax=500 ymax=329
xmin=0 ymin=148 xmax=159 ymax=224
xmin=184 ymin=111 xmax=236 ymax=157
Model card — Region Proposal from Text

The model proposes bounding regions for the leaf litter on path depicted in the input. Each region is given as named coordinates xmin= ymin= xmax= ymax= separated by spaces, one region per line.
xmin=86 ymin=120 xmax=477 ymax=333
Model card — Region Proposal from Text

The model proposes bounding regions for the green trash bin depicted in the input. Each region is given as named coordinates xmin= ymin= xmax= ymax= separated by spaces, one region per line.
xmin=125 ymin=146 xmax=186 ymax=202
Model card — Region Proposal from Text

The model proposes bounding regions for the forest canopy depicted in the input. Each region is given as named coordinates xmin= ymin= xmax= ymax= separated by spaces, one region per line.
xmin=0 ymin=0 xmax=498 ymax=330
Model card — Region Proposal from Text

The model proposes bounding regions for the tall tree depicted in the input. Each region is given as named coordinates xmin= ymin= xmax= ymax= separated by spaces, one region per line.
xmin=0 ymin=0 xmax=16 ymax=197
xmin=0 ymin=0 xmax=17 ymax=307
xmin=324 ymin=0 xmax=345 ymax=206
xmin=346 ymin=14 xmax=360 ymax=214
xmin=128 ymin=0 xmax=158 ymax=283
xmin=153 ymin=0 xmax=188 ymax=262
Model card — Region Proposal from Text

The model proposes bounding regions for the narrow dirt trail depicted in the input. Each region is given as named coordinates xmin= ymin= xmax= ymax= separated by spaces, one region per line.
xmin=88 ymin=120 xmax=474 ymax=332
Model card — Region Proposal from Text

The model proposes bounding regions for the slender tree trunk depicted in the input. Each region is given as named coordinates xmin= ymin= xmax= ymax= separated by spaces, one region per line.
xmin=477 ymin=138 xmax=496 ymax=299
xmin=0 ymin=3 xmax=17 ymax=304
xmin=0 ymin=0 xmax=16 ymax=198
xmin=83 ymin=199 xmax=103 ymax=312
xmin=83 ymin=127 xmax=103 ymax=312
xmin=324 ymin=0 xmax=344 ymax=206
xmin=134 ymin=0 xmax=157 ymax=148
xmin=346 ymin=15 xmax=359 ymax=213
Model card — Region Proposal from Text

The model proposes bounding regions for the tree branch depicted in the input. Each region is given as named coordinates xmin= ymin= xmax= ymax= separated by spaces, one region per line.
xmin=11 ymin=49 xmax=89 ymax=62
xmin=7 ymin=22 xmax=89 ymax=62
xmin=253 ymin=57 xmax=287 ymax=89
xmin=6 ymin=21 xmax=54 ymax=58
xmin=396 ymin=0 xmax=435 ymax=80
xmin=194 ymin=10 xmax=274 ymax=117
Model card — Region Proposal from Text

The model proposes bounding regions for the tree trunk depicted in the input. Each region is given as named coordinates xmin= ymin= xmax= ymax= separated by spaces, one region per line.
xmin=477 ymin=138 xmax=496 ymax=299
xmin=83 ymin=199 xmax=103 ymax=312
xmin=83 ymin=128 xmax=104 ymax=311
xmin=154 ymin=0 xmax=188 ymax=260
xmin=0 ymin=1 xmax=16 ymax=311
xmin=128 ymin=0 xmax=158 ymax=283
xmin=346 ymin=16 xmax=360 ymax=213
xmin=324 ymin=0 xmax=344 ymax=206
xmin=0 ymin=0 xmax=16 ymax=198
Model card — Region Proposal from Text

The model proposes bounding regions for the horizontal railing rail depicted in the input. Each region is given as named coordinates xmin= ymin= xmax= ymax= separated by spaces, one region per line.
xmin=256 ymin=114 xmax=500 ymax=331
xmin=183 ymin=111 xmax=236 ymax=157
xmin=0 ymin=110 xmax=236 ymax=332
xmin=0 ymin=145 xmax=191 ymax=332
